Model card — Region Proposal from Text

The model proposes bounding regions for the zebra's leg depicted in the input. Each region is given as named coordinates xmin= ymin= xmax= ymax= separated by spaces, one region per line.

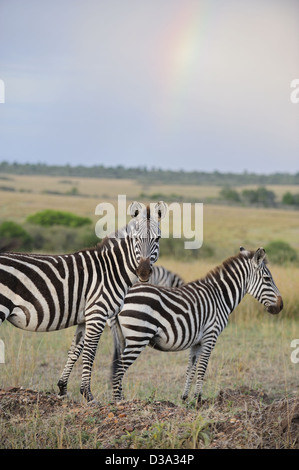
xmin=193 ymin=335 xmax=217 ymax=406
xmin=80 ymin=314 xmax=106 ymax=403
xmin=112 ymin=340 xmax=148 ymax=403
xmin=57 ymin=323 xmax=85 ymax=398
xmin=181 ymin=343 xmax=202 ymax=402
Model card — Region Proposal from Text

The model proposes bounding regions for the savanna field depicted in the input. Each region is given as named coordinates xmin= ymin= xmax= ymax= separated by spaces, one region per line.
xmin=0 ymin=174 xmax=299 ymax=449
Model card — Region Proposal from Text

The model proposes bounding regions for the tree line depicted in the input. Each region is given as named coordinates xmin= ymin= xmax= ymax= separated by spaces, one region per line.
xmin=0 ymin=161 xmax=299 ymax=186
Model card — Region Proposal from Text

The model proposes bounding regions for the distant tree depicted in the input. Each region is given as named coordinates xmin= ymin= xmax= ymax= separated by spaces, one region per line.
xmin=282 ymin=192 xmax=299 ymax=206
xmin=219 ymin=186 xmax=241 ymax=202
xmin=241 ymin=187 xmax=276 ymax=206
xmin=241 ymin=189 xmax=259 ymax=204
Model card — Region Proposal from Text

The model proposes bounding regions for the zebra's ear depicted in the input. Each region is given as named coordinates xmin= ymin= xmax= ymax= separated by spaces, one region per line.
xmin=128 ymin=201 xmax=144 ymax=218
xmin=253 ymin=247 xmax=266 ymax=267
xmin=240 ymin=246 xmax=250 ymax=257
xmin=154 ymin=201 xmax=167 ymax=220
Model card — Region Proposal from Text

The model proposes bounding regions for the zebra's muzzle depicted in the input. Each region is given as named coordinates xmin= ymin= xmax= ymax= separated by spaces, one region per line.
xmin=136 ymin=258 xmax=152 ymax=283
xmin=267 ymin=295 xmax=283 ymax=315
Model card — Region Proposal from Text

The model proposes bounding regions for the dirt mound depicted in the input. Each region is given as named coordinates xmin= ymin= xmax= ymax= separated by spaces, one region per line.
xmin=0 ymin=386 xmax=298 ymax=448
xmin=0 ymin=387 xmax=66 ymax=418
xmin=206 ymin=386 xmax=299 ymax=449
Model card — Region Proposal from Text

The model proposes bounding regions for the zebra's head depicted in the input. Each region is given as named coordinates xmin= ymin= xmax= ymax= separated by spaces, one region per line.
xmin=241 ymin=246 xmax=283 ymax=315
xmin=127 ymin=201 xmax=167 ymax=283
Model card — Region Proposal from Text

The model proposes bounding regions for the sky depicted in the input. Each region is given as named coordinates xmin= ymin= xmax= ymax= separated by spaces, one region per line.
xmin=0 ymin=0 xmax=298 ymax=174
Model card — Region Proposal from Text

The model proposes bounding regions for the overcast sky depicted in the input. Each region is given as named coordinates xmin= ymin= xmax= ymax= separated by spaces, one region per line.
xmin=0 ymin=0 xmax=298 ymax=173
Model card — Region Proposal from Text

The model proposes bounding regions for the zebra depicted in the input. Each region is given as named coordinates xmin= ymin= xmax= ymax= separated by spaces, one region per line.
xmin=111 ymin=247 xmax=283 ymax=405
xmin=143 ymin=265 xmax=184 ymax=288
xmin=0 ymin=201 xmax=166 ymax=402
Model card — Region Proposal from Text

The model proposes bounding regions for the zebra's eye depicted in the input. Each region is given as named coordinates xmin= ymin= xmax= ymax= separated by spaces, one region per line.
xmin=263 ymin=275 xmax=271 ymax=282
xmin=155 ymin=236 xmax=160 ymax=242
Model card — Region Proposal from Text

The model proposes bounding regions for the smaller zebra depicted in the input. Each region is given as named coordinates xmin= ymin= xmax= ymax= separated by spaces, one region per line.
xmin=144 ymin=265 xmax=184 ymax=288
xmin=111 ymin=247 xmax=283 ymax=405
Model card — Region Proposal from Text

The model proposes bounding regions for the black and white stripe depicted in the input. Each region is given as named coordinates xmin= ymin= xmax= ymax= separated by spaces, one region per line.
xmin=145 ymin=265 xmax=184 ymax=288
xmin=0 ymin=201 xmax=166 ymax=402
xmin=111 ymin=247 xmax=283 ymax=404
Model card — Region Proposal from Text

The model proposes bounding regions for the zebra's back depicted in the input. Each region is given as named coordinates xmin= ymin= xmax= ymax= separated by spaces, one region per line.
xmin=0 ymin=250 xmax=95 ymax=331
xmin=118 ymin=282 xmax=210 ymax=352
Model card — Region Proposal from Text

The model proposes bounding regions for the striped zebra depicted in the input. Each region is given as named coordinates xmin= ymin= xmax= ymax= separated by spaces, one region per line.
xmin=145 ymin=265 xmax=184 ymax=288
xmin=111 ymin=247 xmax=283 ymax=404
xmin=0 ymin=201 xmax=166 ymax=402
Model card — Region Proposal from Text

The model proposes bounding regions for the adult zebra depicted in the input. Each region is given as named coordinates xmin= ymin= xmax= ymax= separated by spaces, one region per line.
xmin=0 ymin=201 xmax=166 ymax=402
xmin=144 ymin=265 xmax=184 ymax=288
xmin=111 ymin=247 xmax=283 ymax=404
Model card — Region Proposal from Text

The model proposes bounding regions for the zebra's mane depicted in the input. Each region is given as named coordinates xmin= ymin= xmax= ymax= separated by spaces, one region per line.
xmin=203 ymin=250 xmax=257 ymax=284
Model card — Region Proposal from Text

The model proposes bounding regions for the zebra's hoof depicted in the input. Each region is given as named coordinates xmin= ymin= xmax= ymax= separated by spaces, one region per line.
xmin=115 ymin=398 xmax=125 ymax=405
xmin=57 ymin=392 xmax=69 ymax=400
xmin=86 ymin=398 xmax=99 ymax=407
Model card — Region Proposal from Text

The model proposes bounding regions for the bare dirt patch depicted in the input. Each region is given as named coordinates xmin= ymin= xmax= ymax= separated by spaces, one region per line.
xmin=0 ymin=386 xmax=298 ymax=449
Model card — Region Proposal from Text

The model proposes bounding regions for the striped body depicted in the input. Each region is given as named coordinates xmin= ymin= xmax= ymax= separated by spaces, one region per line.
xmin=0 ymin=244 xmax=138 ymax=333
xmin=111 ymin=247 xmax=283 ymax=403
xmin=0 ymin=201 xmax=166 ymax=402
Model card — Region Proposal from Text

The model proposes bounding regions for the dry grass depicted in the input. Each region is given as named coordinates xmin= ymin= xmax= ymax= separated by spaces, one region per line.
xmin=1 ymin=386 xmax=299 ymax=448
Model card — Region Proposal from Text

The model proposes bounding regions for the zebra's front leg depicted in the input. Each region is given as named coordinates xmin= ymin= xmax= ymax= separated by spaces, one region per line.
xmin=181 ymin=343 xmax=202 ymax=402
xmin=57 ymin=323 xmax=85 ymax=398
xmin=80 ymin=314 xmax=106 ymax=403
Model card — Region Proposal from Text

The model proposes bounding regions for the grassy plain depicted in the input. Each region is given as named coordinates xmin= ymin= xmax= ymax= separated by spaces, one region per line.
xmin=0 ymin=174 xmax=298 ymax=448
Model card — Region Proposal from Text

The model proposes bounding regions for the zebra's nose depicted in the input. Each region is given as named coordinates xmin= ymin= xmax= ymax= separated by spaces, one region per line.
xmin=277 ymin=296 xmax=283 ymax=312
xmin=136 ymin=257 xmax=152 ymax=283
xmin=267 ymin=295 xmax=283 ymax=314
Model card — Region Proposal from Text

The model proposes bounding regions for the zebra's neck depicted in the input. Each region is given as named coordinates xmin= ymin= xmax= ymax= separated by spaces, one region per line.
xmin=202 ymin=254 xmax=250 ymax=316
xmin=96 ymin=230 xmax=138 ymax=285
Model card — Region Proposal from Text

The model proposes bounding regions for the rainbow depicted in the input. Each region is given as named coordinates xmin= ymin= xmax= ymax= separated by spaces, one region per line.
xmin=157 ymin=2 xmax=213 ymax=130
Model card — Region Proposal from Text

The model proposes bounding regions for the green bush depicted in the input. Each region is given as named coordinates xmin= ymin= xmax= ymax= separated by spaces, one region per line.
xmin=219 ymin=186 xmax=241 ymax=202
xmin=242 ymin=186 xmax=276 ymax=206
xmin=0 ymin=221 xmax=32 ymax=251
xmin=282 ymin=192 xmax=299 ymax=206
xmin=265 ymin=240 xmax=298 ymax=265
xmin=26 ymin=209 xmax=92 ymax=228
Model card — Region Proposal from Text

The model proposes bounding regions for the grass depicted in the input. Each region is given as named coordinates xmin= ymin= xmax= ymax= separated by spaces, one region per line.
xmin=0 ymin=306 xmax=297 ymax=448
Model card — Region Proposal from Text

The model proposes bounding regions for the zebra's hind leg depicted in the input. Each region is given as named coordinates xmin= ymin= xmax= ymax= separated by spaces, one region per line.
xmin=57 ymin=323 xmax=85 ymax=398
xmin=181 ymin=343 xmax=202 ymax=402
xmin=80 ymin=315 xmax=106 ymax=403
xmin=194 ymin=335 xmax=217 ymax=407
xmin=112 ymin=340 xmax=148 ymax=403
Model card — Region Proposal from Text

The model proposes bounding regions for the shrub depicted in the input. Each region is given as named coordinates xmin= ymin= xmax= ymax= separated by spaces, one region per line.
xmin=219 ymin=186 xmax=241 ymax=202
xmin=282 ymin=192 xmax=299 ymax=206
xmin=242 ymin=187 xmax=276 ymax=206
xmin=265 ymin=240 xmax=298 ymax=265
xmin=26 ymin=210 xmax=91 ymax=228
xmin=0 ymin=221 xmax=32 ymax=251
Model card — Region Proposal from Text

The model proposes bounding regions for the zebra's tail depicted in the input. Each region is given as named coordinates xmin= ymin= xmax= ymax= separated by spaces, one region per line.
xmin=109 ymin=315 xmax=126 ymax=383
